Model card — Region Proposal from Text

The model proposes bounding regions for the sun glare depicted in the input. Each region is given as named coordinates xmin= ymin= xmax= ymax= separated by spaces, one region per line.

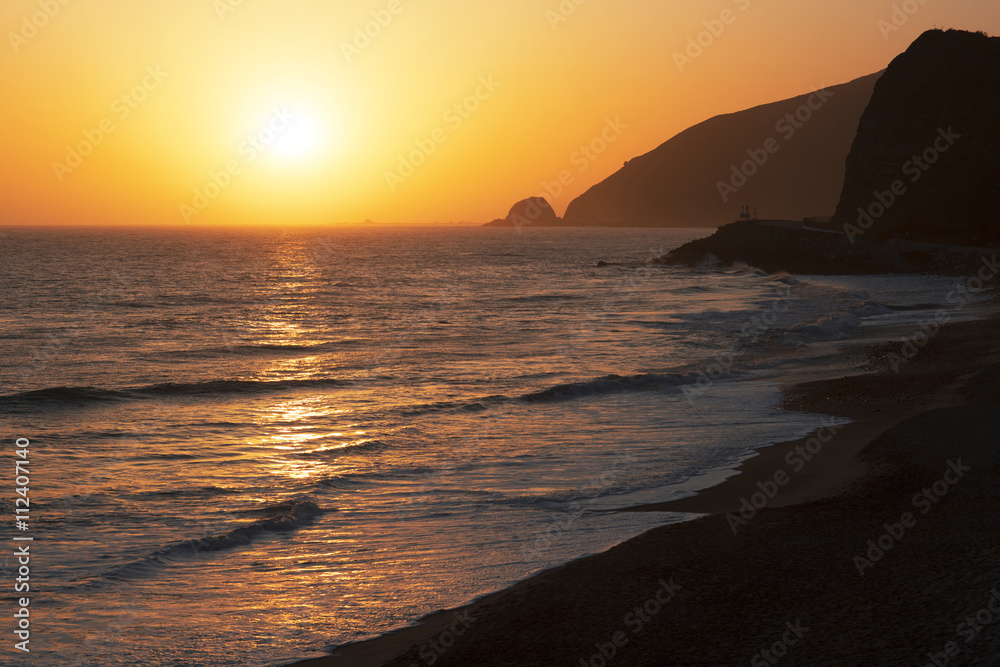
xmin=270 ymin=111 xmax=326 ymax=161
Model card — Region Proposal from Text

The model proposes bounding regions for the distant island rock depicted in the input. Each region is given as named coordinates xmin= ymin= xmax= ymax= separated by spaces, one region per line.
xmin=484 ymin=197 xmax=561 ymax=227
xmin=659 ymin=29 xmax=1000 ymax=274
xmin=561 ymin=72 xmax=882 ymax=227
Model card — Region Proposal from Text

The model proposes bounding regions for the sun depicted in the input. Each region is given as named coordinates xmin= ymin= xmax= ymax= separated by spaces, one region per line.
xmin=269 ymin=111 xmax=326 ymax=162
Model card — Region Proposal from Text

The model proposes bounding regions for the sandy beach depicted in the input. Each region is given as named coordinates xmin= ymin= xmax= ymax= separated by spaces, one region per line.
xmin=292 ymin=313 xmax=1000 ymax=666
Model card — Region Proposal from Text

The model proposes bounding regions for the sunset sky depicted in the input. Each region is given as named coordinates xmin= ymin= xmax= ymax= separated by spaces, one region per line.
xmin=2 ymin=0 xmax=998 ymax=226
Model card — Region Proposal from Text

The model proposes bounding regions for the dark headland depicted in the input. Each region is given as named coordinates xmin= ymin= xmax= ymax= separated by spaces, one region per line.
xmin=485 ymin=70 xmax=881 ymax=229
xmin=293 ymin=29 xmax=1000 ymax=666
xmin=660 ymin=29 xmax=1000 ymax=274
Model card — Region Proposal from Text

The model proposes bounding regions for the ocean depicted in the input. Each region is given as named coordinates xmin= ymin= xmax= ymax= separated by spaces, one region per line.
xmin=0 ymin=226 xmax=988 ymax=666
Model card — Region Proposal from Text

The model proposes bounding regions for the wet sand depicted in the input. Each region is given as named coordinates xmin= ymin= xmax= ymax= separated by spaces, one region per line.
xmin=292 ymin=314 xmax=1000 ymax=666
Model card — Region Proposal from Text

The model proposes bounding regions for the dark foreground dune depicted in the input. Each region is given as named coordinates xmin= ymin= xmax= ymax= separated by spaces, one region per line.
xmin=293 ymin=314 xmax=1000 ymax=666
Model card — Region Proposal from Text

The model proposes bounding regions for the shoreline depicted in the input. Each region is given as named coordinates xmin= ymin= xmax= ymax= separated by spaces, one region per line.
xmin=289 ymin=313 xmax=1000 ymax=666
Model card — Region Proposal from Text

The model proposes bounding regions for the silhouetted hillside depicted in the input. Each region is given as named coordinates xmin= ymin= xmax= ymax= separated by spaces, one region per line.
xmin=562 ymin=72 xmax=882 ymax=227
xmin=831 ymin=29 xmax=1000 ymax=246
xmin=660 ymin=29 xmax=1000 ymax=274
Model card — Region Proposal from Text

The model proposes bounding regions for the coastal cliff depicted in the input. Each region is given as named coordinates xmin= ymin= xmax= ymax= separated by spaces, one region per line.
xmin=561 ymin=72 xmax=881 ymax=227
xmin=660 ymin=29 xmax=1000 ymax=273
xmin=831 ymin=29 xmax=1000 ymax=247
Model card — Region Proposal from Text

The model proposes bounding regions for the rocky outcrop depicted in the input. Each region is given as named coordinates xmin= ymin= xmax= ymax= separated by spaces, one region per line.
xmin=658 ymin=221 xmax=864 ymax=273
xmin=660 ymin=29 xmax=1000 ymax=274
xmin=657 ymin=220 xmax=992 ymax=275
xmin=561 ymin=72 xmax=882 ymax=227
xmin=830 ymin=29 xmax=1000 ymax=247
xmin=484 ymin=197 xmax=560 ymax=227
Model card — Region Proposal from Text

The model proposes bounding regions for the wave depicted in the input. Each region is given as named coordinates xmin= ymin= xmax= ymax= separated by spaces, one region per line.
xmin=884 ymin=302 xmax=945 ymax=311
xmin=154 ymin=340 xmax=363 ymax=358
xmin=134 ymin=485 xmax=244 ymax=499
xmin=292 ymin=439 xmax=390 ymax=458
xmin=677 ymin=284 xmax=715 ymax=293
xmin=501 ymin=293 xmax=587 ymax=303
xmin=98 ymin=497 xmax=323 ymax=581
xmin=366 ymin=370 xmax=736 ymax=419
xmin=519 ymin=372 xmax=693 ymax=403
xmin=45 ymin=485 xmax=246 ymax=510
xmin=108 ymin=299 xmax=159 ymax=309
xmin=393 ymin=394 xmax=507 ymax=416
xmin=141 ymin=452 xmax=201 ymax=460
xmin=316 ymin=467 xmax=443 ymax=489
xmin=5 ymin=368 xmax=736 ymax=421
xmin=367 ymin=372 xmax=701 ymax=418
xmin=774 ymin=284 xmax=892 ymax=343
xmin=0 ymin=386 xmax=131 ymax=407
xmin=2 ymin=371 xmax=701 ymax=417
xmin=0 ymin=378 xmax=354 ymax=411
xmin=390 ymin=480 xmax=644 ymax=509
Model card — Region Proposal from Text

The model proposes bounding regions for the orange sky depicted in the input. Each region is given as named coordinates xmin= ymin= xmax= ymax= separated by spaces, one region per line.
xmin=2 ymin=0 xmax=998 ymax=226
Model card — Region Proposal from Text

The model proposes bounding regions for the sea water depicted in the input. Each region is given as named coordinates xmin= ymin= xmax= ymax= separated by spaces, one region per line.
xmin=0 ymin=226 xmax=986 ymax=666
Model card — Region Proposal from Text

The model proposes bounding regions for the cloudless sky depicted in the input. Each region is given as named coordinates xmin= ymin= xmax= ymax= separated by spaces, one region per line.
xmin=2 ymin=0 xmax=998 ymax=226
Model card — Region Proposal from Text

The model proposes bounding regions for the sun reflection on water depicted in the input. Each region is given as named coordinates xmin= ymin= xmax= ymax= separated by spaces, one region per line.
xmin=249 ymin=396 xmax=377 ymax=482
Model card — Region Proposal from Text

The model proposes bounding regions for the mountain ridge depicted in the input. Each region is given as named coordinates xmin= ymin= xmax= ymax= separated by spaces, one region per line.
xmin=560 ymin=71 xmax=882 ymax=227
